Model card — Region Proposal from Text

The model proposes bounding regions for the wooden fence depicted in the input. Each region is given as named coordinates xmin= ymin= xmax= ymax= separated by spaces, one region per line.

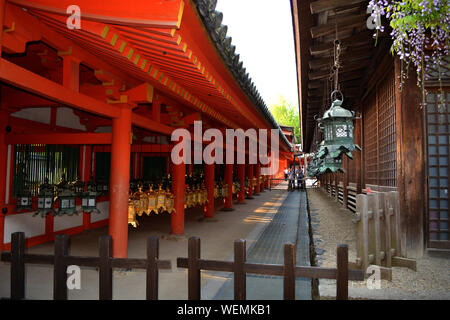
xmin=0 ymin=232 xmax=171 ymax=300
xmin=1 ymin=232 xmax=365 ymax=300
xmin=177 ymin=237 xmax=364 ymax=300
xmin=353 ymin=192 xmax=416 ymax=279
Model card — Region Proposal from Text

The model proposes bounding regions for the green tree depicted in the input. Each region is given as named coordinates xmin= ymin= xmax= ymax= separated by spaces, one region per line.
xmin=269 ymin=96 xmax=301 ymax=143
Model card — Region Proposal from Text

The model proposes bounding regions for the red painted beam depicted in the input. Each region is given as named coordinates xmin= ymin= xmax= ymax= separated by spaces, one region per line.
xmin=131 ymin=113 xmax=174 ymax=136
xmin=9 ymin=0 xmax=185 ymax=28
xmin=0 ymin=58 xmax=121 ymax=118
xmin=5 ymin=133 xmax=112 ymax=145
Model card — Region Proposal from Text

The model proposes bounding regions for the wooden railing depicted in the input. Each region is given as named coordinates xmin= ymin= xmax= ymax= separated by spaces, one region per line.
xmin=337 ymin=182 xmax=344 ymax=205
xmin=177 ymin=237 xmax=364 ymax=300
xmin=1 ymin=232 xmax=171 ymax=300
xmin=1 ymin=233 xmax=365 ymax=300
xmin=346 ymin=183 xmax=357 ymax=213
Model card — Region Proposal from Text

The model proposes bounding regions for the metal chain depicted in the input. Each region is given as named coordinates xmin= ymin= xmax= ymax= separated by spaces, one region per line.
xmin=325 ymin=12 xmax=342 ymax=99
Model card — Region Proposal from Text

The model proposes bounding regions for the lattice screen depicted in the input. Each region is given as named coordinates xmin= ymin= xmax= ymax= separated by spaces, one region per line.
xmin=363 ymin=70 xmax=397 ymax=187
xmin=425 ymin=90 xmax=450 ymax=244
xmin=363 ymin=90 xmax=378 ymax=186
xmin=377 ymin=72 xmax=397 ymax=187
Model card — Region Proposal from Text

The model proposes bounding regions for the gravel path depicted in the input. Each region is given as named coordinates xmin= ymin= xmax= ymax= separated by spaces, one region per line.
xmin=307 ymin=187 xmax=450 ymax=300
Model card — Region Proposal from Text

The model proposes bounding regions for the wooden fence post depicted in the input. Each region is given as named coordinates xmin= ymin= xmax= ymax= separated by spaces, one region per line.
xmin=355 ymin=194 xmax=369 ymax=273
xmin=368 ymin=193 xmax=382 ymax=266
xmin=336 ymin=244 xmax=349 ymax=300
xmin=99 ymin=235 xmax=113 ymax=300
xmin=188 ymin=237 xmax=201 ymax=300
xmin=53 ymin=234 xmax=69 ymax=300
xmin=392 ymin=191 xmax=404 ymax=257
xmin=11 ymin=232 xmax=25 ymax=300
xmin=377 ymin=192 xmax=387 ymax=267
xmin=234 ymin=239 xmax=246 ymax=300
xmin=283 ymin=243 xmax=296 ymax=300
xmin=146 ymin=236 xmax=159 ymax=300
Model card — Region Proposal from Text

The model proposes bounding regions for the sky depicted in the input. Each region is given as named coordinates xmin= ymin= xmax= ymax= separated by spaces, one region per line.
xmin=215 ymin=0 xmax=299 ymax=109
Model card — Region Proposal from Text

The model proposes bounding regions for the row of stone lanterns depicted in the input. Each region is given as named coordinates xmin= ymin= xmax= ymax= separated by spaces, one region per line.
xmin=308 ymin=91 xmax=361 ymax=177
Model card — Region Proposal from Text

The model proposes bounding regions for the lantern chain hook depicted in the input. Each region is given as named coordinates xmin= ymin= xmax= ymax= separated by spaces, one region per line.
xmin=330 ymin=10 xmax=342 ymax=93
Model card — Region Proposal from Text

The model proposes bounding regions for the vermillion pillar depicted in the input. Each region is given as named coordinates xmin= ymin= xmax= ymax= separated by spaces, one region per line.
xmin=222 ymin=163 xmax=234 ymax=211
xmin=261 ymin=165 xmax=265 ymax=192
xmin=254 ymin=163 xmax=260 ymax=195
xmin=108 ymin=105 xmax=132 ymax=258
xmin=237 ymin=164 xmax=246 ymax=204
xmin=171 ymin=147 xmax=185 ymax=235
xmin=204 ymin=163 xmax=215 ymax=218
xmin=246 ymin=162 xmax=254 ymax=199
xmin=0 ymin=114 xmax=7 ymax=251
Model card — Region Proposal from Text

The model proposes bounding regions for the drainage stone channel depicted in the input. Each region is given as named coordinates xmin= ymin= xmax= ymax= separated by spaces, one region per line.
xmin=213 ymin=190 xmax=312 ymax=300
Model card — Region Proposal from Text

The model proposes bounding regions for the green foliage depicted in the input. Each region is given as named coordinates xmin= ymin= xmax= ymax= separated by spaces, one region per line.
xmin=269 ymin=96 xmax=301 ymax=143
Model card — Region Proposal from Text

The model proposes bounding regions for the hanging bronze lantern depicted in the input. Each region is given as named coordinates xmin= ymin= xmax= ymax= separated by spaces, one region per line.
xmin=165 ymin=187 xmax=175 ymax=214
xmin=306 ymin=154 xmax=321 ymax=177
xmin=318 ymin=153 xmax=344 ymax=175
xmin=197 ymin=184 xmax=203 ymax=206
xmin=95 ymin=178 xmax=109 ymax=196
xmin=147 ymin=185 xmax=157 ymax=215
xmin=81 ymin=177 xmax=100 ymax=214
xmin=128 ymin=198 xmax=138 ymax=228
xmin=55 ymin=174 xmax=77 ymax=216
xmin=71 ymin=177 xmax=85 ymax=196
xmin=36 ymin=178 xmax=55 ymax=217
xmin=218 ymin=181 xmax=223 ymax=198
xmin=201 ymin=183 xmax=208 ymax=205
xmin=316 ymin=91 xmax=361 ymax=161
xmin=214 ymin=183 xmax=219 ymax=199
xmin=17 ymin=187 xmax=33 ymax=212
xmin=192 ymin=185 xmax=199 ymax=207
xmin=15 ymin=162 xmax=32 ymax=212
xmin=71 ymin=177 xmax=84 ymax=215
xmin=133 ymin=185 xmax=148 ymax=216
xmin=222 ymin=183 xmax=228 ymax=198
xmin=156 ymin=185 xmax=166 ymax=213
xmin=184 ymin=187 xmax=189 ymax=209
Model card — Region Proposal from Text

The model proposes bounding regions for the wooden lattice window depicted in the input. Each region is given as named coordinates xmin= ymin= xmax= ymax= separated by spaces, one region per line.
xmin=363 ymin=70 xmax=397 ymax=188
xmin=13 ymin=145 xmax=80 ymax=197
xmin=377 ymin=72 xmax=397 ymax=187
xmin=425 ymin=90 xmax=450 ymax=245
xmin=363 ymin=91 xmax=378 ymax=186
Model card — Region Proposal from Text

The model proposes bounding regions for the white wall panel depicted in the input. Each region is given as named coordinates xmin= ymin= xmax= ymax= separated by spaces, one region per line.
xmin=91 ymin=201 xmax=109 ymax=223
xmin=56 ymin=107 xmax=86 ymax=131
xmin=53 ymin=207 xmax=83 ymax=232
xmin=4 ymin=212 xmax=45 ymax=243
xmin=11 ymin=108 xmax=50 ymax=125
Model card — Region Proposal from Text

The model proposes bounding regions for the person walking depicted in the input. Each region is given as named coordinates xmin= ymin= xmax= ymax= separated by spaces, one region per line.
xmin=284 ymin=167 xmax=289 ymax=181
xmin=298 ymin=169 xmax=304 ymax=190
xmin=288 ymin=168 xmax=295 ymax=191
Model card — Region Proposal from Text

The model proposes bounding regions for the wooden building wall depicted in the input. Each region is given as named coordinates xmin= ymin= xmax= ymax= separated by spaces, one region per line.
xmin=319 ymin=57 xmax=427 ymax=258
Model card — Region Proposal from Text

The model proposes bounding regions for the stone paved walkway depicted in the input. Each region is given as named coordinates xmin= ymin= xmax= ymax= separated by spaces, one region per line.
xmin=213 ymin=190 xmax=312 ymax=300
